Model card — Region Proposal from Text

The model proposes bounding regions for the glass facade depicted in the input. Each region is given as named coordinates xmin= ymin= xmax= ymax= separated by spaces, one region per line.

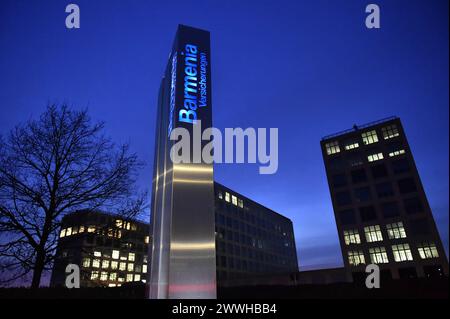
xmin=214 ymin=183 xmax=298 ymax=284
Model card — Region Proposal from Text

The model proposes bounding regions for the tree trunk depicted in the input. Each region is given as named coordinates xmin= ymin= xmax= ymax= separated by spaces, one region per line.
xmin=31 ymin=249 xmax=45 ymax=288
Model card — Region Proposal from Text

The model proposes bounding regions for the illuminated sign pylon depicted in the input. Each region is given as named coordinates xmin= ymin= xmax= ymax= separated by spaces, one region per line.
xmin=149 ymin=25 xmax=216 ymax=299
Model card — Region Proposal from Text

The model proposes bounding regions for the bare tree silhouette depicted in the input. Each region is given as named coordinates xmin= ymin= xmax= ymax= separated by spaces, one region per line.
xmin=0 ymin=104 xmax=147 ymax=288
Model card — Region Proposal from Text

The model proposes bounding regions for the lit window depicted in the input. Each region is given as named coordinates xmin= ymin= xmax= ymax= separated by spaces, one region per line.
xmin=131 ymin=223 xmax=137 ymax=231
xmin=348 ymin=250 xmax=365 ymax=266
xmin=126 ymin=274 xmax=133 ymax=282
xmin=134 ymin=274 xmax=141 ymax=282
xmin=231 ymin=195 xmax=238 ymax=206
xmin=92 ymin=259 xmax=100 ymax=268
xmin=115 ymin=219 xmax=123 ymax=228
xmin=119 ymin=262 xmax=126 ymax=271
xmin=417 ymin=242 xmax=439 ymax=259
xmin=60 ymin=229 xmax=66 ymax=238
xmin=90 ymin=271 xmax=99 ymax=280
xmin=127 ymin=263 xmax=134 ymax=272
xmin=118 ymin=277 xmax=125 ymax=283
xmin=111 ymin=261 xmax=118 ymax=270
xmin=102 ymin=260 xmax=110 ymax=269
xmin=66 ymin=227 xmax=72 ymax=236
xmin=72 ymin=226 xmax=78 ymax=235
xmin=94 ymin=251 xmax=102 ymax=257
xmin=120 ymin=255 xmax=127 ymax=261
xmin=109 ymin=273 xmax=117 ymax=281
xmin=392 ymin=244 xmax=413 ymax=262
xmin=128 ymin=253 xmax=135 ymax=262
xmin=362 ymin=130 xmax=379 ymax=145
xmin=88 ymin=226 xmax=96 ymax=233
xmin=386 ymin=222 xmax=407 ymax=239
xmin=369 ymin=247 xmax=389 ymax=264
xmin=225 ymin=192 xmax=230 ymax=202
xmin=79 ymin=225 xmax=85 ymax=233
xmin=142 ymin=265 xmax=147 ymax=273
xmin=238 ymin=199 xmax=244 ymax=208
xmin=325 ymin=141 xmax=340 ymax=155
xmin=145 ymin=236 xmax=149 ymax=244
xmin=364 ymin=225 xmax=383 ymax=242
xmin=100 ymin=271 xmax=108 ymax=281
xmin=345 ymin=142 xmax=359 ymax=150
xmin=382 ymin=125 xmax=399 ymax=140
xmin=82 ymin=258 xmax=91 ymax=268
xmin=112 ymin=250 xmax=120 ymax=259
xmin=116 ymin=230 xmax=122 ymax=239
xmin=107 ymin=228 xmax=114 ymax=237
xmin=108 ymin=284 xmax=116 ymax=287
xmin=389 ymin=149 xmax=405 ymax=157
xmin=343 ymin=229 xmax=361 ymax=245
xmin=143 ymin=255 xmax=148 ymax=263
xmin=368 ymin=153 xmax=384 ymax=162
xmin=218 ymin=192 xmax=223 ymax=200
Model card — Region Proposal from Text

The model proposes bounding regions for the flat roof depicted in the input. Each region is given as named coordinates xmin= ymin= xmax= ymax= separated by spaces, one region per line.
xmin=214 ymin=181 xmax=293 ymax=224
xmin=321 ymin=116 xmax=398 ymax=141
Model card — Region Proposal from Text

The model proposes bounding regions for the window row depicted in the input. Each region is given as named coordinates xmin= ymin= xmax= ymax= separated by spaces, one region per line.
xmin=216 ymin=229 xmax=293 ymax=253
xmin=218 ymin=191 xmax=244 ymax=208
xmin=328 ymin=153 xmax=410 ymax=175
xmin=82 ymin=257 xmax=148 ymax=273
xmin=90 ymin=271 xmax=145 ymax=284
xmin=338 ymin=199 xmax=425 ymax=226
xmin=344 ymin=222 xmax=407 ymax=245
xmin=216 ymin=214 xmax=291 ymax=239
xmin=94 ymin=250 xmax=137 ymax=261
xmin=216 ymin=241 xmax=296 ymax=262
xmin=334 ymin=178 xmax=418 ymax=207
xmin=331 ymin=162 xmax=411 ymax=190
xmin=216 ymin=255 xmax=293 ymax=272
xmin=115 ymin=219 xmax=138 ymax=231
xmin=59 ymin=225 xmax=149 ymax=244
xmin=77 ymin=249 xmax=147 ymax=263
xmin=325 ymin=124 xmax=400 ymax=156
xmin=348 ymin=242 xmax=439 ymax=266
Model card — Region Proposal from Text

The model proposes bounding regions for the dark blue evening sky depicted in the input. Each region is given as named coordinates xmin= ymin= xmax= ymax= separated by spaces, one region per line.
xmin=1 ymin=0 xmax=448 ymax=271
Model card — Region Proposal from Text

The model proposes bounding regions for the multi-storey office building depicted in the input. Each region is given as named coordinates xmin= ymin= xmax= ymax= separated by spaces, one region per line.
xmin=50 ymin=210 xmax=150 ymax=287
xmin=214 ymin=183 xmax=298 ymax=285
xmin=51 ymin=182 xmax=298 ymax=288
xmin=321 ymin=117 xmax=448 ymax=281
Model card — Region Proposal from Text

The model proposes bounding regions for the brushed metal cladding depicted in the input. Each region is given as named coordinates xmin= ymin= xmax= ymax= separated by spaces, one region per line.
xmin=149 ymin=77 xmax=174 ymax=299
xmin=149 ymin=25 xmax=216 ymax=299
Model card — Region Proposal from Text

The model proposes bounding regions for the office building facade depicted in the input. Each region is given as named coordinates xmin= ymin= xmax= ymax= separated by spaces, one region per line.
xmin=50 ymin=182 xmax=299 ymax=288
xmin=214 ymin=183 xmax=298 ymax=285
xmin=50 ymin=210 xmax=150 ymax=288
xmin=321 ymin=117 xmax=448 ymax=281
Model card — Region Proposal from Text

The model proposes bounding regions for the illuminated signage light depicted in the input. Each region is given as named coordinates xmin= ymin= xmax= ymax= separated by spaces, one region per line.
xmin=168 ymin=53 xmax=177 ymax=135
xmin=178 ymin=44 xmax=208 ymax=125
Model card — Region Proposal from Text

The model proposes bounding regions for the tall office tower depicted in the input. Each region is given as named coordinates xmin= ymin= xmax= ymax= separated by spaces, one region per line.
xmin=149 ymin=25 xmax=216 ymax=299
xmin=50 ymin=210 xmax=150 ymax=288
xmin=321 ymin=117 xmax=448 ymax=281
